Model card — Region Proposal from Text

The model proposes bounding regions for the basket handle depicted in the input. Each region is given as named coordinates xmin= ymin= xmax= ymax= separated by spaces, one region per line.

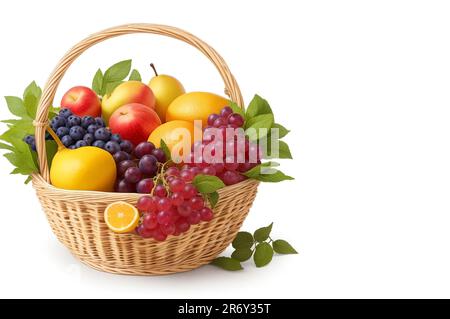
xmin=34 ymin=23 xmax=244 ymax=183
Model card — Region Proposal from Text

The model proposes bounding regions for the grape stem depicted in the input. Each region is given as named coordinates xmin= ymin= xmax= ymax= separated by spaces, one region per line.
xmin=150 ymin=160 xmax=173 ymax=195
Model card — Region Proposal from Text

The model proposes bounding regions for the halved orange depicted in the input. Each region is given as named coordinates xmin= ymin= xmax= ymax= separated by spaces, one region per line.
xmin=104 ymin=201 xmax=139 ymax=233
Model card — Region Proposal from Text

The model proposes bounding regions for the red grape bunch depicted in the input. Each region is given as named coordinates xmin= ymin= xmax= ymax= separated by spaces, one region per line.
xmin=185 ymin=106 xmax=262 ymax=185
xmin=135 ymin=165 xmax=213 ymax=241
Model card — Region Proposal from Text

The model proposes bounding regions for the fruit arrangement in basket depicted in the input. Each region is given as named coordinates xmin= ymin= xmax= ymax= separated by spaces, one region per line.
xmin=0 ymin=25 xmax=296 ymax=274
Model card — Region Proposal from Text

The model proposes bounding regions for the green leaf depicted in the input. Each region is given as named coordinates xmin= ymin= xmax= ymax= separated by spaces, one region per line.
xmin=104 ymin=59 xmax=132 ymax=82
xmin=206 ymin=191 xmax=219 ymax=208
xmin=232 ymin=231 xmax=254 ymax=249
xmin=229 ymin=101 xmax=245 ymax=119
xmin=231 ymin=248 xmax=253 ymax=262
xmin=246 ymin=94 xmax=273 ymax=119
xmin=160 ymin=139 xmax=171 ymax=161
xmin=276 ymin=140 xmax=293 ymax=159
xmin=273 ymin=240 xmax=298 ymax=254
xmin=24 ymin=175 xmax=33 ymax=184
xmin=243 ymin=162 xmax=294 ymax=182
xmin=253 ymin=242 xmax=274 ymax=267
xmin=0 ymin=142 xmax=14 ymax=151
xmin=245 ymin=114 xmax=274 ymax=140
xmin=23 ymin=81 xmax=41 ymax=119
xmin=129 ymin=69 xmax=142 ymax=81
xmin=104 ymin=81 xmax=123 ymax=96
xmin=211 ymin=257 xmax=243 ymax=271
xmin=45 ymin=140 xmax=58 ymax=167
xmin=5 ymin=96 xmax=28 ymax=118
xmin=272 ymin=123 xmax=290 ymax=138
xmin=92 ymin=69 xmax=104 ymax=95
xmin=192 ymin=174 xmax=225 ymax=194
xmin=254 ymin=222 xmax=273 ymax=242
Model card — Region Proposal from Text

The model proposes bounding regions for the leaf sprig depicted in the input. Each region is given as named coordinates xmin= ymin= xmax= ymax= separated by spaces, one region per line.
xmin=92 ymin=59 xmax=142 ymax=96
xmin=0 ymin=82 xmax=58 ymax=183
xmin=211 ymin=223 xmax=297 ymax=271
xmin=230 ymin=95 xmax=294 ymax=183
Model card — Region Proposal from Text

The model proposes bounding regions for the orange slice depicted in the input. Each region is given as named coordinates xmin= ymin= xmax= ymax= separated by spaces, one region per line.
xmin=104 ymin=201 xmax=139 ymax=233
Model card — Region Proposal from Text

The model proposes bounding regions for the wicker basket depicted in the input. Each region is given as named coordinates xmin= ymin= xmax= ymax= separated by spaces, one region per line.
xmin=31 ymin=24 xmax=259 ymax=275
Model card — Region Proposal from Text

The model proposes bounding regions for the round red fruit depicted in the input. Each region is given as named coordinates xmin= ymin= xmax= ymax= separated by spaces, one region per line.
xmin=152 ymin=228 xmax=167 ymax=241
xmin=166 ymin=166 xmax=180 ymax=177
xmin=187 ymin=211 xmax=201 ymax=225
xmin=169 ymin=178 xmax=185 ymax=193
xmin=200 ymin=207 xmax=214 ymax=221
xmin=136 ymin=178 xmax=155 ymax=194
xmin=176 ymin=218 xmax=190 ymax=233
xmin=182 ymin=184 xmax=197 ymax=199
xmin=143 ymin=213 xmax=158 ymax=230
xmin=154 ymin=184 xmax=167 ymax=197
xmin=177 ymin=201 xmax=192 ymax=217
xmin=157 ymin=197 xmax=172 ymax=211
xmin=170 ymin=192 xmax=184 ymax=206
xmin=160 ymin=223 xmax=176 ymax=236
xmin=156 ymin=210 xmax=171 ymax=224
xmin=137 ymin=195 xmax=155 ymax=212
xmin=190 ymin=196 xmax=204 ymax=210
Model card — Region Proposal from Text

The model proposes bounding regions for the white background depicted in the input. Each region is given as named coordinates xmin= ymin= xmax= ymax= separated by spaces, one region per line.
xmin=0 ymin=0 xmax=449 ymax=299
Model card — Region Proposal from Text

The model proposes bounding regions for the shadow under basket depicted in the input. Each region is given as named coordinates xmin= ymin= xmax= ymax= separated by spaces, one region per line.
xmin=31 ymin=24 xmax=259 ymax=275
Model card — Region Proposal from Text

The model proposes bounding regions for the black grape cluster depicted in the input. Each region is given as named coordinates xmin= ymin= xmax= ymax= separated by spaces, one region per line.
xmin=24 ymin=108 xmax=134 ymax=159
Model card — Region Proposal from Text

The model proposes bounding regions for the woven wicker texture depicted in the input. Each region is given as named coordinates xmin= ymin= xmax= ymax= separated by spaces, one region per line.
xmin=31 ymin=24 xmax=259 ymax=275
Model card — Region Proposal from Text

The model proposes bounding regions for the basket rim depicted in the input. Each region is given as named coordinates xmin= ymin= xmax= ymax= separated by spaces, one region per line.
xmin=32 ymin=173 xmax=259 ymax=200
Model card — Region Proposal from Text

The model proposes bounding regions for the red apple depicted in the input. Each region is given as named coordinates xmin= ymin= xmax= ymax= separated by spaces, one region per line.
xmin=109 ymin=103 xmax=161 ymax=146
xmin=61 ymin=86 xmax=101 ymax=117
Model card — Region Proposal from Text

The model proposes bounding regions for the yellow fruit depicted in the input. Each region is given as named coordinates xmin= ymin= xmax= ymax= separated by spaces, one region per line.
xmin=166 ymin=92 xmax=229 ymax=126
xmin=148 ymin=120 xmax=200 ymax=155
xmin=50 ymin=146 xmax=116 ymax=192
xmin=104 ymin=201 xmax=139 ymax=233
xmin=149 ymin=74 xmax=185 ymax=122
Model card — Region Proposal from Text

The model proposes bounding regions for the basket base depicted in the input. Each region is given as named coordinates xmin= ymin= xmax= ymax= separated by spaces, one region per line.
xmin=76 ymin=254 xmax=210 ymax=276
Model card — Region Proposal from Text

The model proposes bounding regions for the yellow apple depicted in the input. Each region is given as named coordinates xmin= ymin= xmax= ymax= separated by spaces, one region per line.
xmin=148 ymin=64 xmax=185 ymax=122
xmin=101 ymin=81 xmax=156 ymax=124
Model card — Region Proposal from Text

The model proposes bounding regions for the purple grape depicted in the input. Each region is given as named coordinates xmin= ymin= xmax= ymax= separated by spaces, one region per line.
xmin=23 ymin=135 xmax=35 ymax=145
xmin=68 ymin=145 xmax=77 ymax=150
xmin=92 ymin=140 xmax=105 ymax=149
xmin=51 ymin=116 xmax=66 ymax=130
xmin=59 ymin=108 xmax=72 ymax=119
xmin=104 ymin=141 xmax=120 ymax=154
xmin=87 ymin=124 xmax=99 ymax=134
xmin=83 ymin=133 xmax=94 ymax=145
xmin=69 ymin=126 xmax=85 ymax=140
xmin=56 ymin=126 xmax=69 ymax=138
xmin=61 ymin=135 xmax=74 ymax=147
xmin=75 ymin=140 xmax=87 ymax=148
xmin=67 ymin=115 xmax=81 ymax=127
xmin=113 ymin=151 xmax=131 ymax=163
xmin=95 ymin=117 xmax=105 ymax=127
xmin=207 ymin=114 xmax=219 ymax=126
xmin=134 ymin=142 xmax=155 ymax=159
xmin=110 ymin=133 xmax=122 ymax=143
xmin=220 ymin=106 xmax=233 ymax=118
xmin=81 ymin=116 xmax=95 ymax=129
xmin=117 ymin=160 xmax=136 ymax=176
xmin=124 ymin=167 xmax=142 ymax=183
xmin=115 ymin=179 xmax=136 ymax=193
xmin=138 ymin=154 xmax=158 ymax=176
xmin=120 ymin=140 xmax=133 ymax=153
xmin=136 ymin=178 xmax=155 ymax=194
xmin=151 ymin=148 xmax=166 ymax=163
xmin=228 ymin=113 xmax=244 ymax=127
xmin=94 ymin=128 xmax=111 ymax=141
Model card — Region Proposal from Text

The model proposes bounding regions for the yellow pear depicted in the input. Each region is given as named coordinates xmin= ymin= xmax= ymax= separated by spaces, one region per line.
xmin=148 ymin=64 xmax=185 ymax=122
xmin=47 ymin=129 xmax=116 ymax=192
